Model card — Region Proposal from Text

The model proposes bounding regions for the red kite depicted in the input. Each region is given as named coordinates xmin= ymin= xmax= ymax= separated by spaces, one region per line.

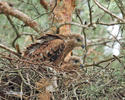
xmin=23 ymin=34 xmax=84 ymax=66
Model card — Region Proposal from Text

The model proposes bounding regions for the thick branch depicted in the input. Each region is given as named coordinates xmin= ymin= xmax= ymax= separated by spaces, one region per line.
xmin=40 ymin=0 xmax=49 ymax=10
xmin=0 ymin=1 xmax=41 ymax=33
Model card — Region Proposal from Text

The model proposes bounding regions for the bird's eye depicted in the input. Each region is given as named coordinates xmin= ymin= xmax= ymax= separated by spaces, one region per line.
xmin=74 ymin=60 xmax=79 ymax=63
xmin=77 ymin=38 xmax=81 ymax=42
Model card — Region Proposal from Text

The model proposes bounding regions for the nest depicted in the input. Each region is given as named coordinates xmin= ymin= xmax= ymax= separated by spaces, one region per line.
xmin=0 ymin=53 xmax=125 ymax=100
xmin=0 ymin=53 xmax=85 ymax=100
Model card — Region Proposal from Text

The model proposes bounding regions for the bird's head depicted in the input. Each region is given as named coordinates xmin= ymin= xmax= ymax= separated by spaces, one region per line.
xmin=67 ymin=34 xmax=84 ymax=49
xmin=69 ymin=56 xmax=84 ymax=68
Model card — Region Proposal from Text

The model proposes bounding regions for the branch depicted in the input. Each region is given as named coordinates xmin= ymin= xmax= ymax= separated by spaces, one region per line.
xmin=93 ymin=0 xmax=125 ymax=22
xmin=0 ymin=44 xmax=21 ymax=57
xmin=95 ymin=21 xmax=125 ymax=26
xmin=57 ymin=22 xmax=88 ymax=30
xmin=87 ymin=0 xmax=93 ymax=25
xmin=75 ymin=9 xmax=88 ymax=64
xmin=0 ymin=1 xmax=42 ymax=33
xmin=114 ymin=0 xmax=125 ymax=18
xmin=40 ymin=0 xmax=49 ymax=10
xmin=6 ymin=15 xmax=20 ymax=48
xmin=84 ymin=55 xmax=124 ymax=67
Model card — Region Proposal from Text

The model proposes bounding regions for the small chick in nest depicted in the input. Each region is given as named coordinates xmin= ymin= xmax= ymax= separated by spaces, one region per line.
xmin=60 ymin=56 xmax=83 ymax=72
xmin=59 ymin=56 xmax=84 ymax=86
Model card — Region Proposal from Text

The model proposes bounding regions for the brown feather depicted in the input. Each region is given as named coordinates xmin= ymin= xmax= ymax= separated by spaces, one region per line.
xmin=60 ymin=56 xmax=83 ymax=72
xmin=23 ymin=33 xmax=84 ymax=66
xmin=23 ymin=39 xmax=65 ymax=65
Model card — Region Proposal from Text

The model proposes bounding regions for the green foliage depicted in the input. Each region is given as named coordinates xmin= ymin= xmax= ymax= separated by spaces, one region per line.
xmin=0 ymin=0 xmax=125 ymax=99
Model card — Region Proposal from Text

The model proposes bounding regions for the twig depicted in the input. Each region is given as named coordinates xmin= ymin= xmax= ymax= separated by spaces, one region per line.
xmin=57 ymin=22 xmax=88 ymax=32
xmin=0 ymin=44 xmax=20 ymax=57
xmin=95 ymin=21 xmax=125 ymax=26
xmin=113 ymin=55 xmax=125 ymax=68
xmin=75 ymin=9 xmax=88 ymax=63
xmin=84 ymin=55 xmax=124 ymax=67
xmin=87 ymin=0 xmax=93 ymax=25
xmin=114 ymin=0 xmax=125 ymax=18
xmin=6 ymin=15 xmax=20 ymax=48
xmin=51 ymin=0 xmax=58 ymax=12
xmin=93 ymin=0 xmax=125 ymax=22
xmin=19 ymin=0 xmax=41 ymax=15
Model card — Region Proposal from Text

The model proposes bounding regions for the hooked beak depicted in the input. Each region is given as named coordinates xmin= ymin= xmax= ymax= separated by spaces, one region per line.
xmin=81 ymin=44 xmax=85 ymax=49
xmin=77 ymin=42 xmax=85 ymax=49
xmin=80 ymin=64 xmax=84 ymax=68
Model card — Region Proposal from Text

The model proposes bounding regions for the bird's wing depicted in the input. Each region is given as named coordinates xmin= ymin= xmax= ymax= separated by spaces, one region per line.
xmin=37 ymin=34 xmax=65 ymax=43
xmin=55 ymin=40 xmax=75 ymax=64
xmin=23 ymin=39 xmax=65 ymax=65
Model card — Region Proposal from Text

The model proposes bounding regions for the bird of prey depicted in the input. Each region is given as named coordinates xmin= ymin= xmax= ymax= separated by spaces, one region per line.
xmin=60 ymin=56 xmax=83 ymax=72
xmin=23 ymin=33 xmax=84 ymax=66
